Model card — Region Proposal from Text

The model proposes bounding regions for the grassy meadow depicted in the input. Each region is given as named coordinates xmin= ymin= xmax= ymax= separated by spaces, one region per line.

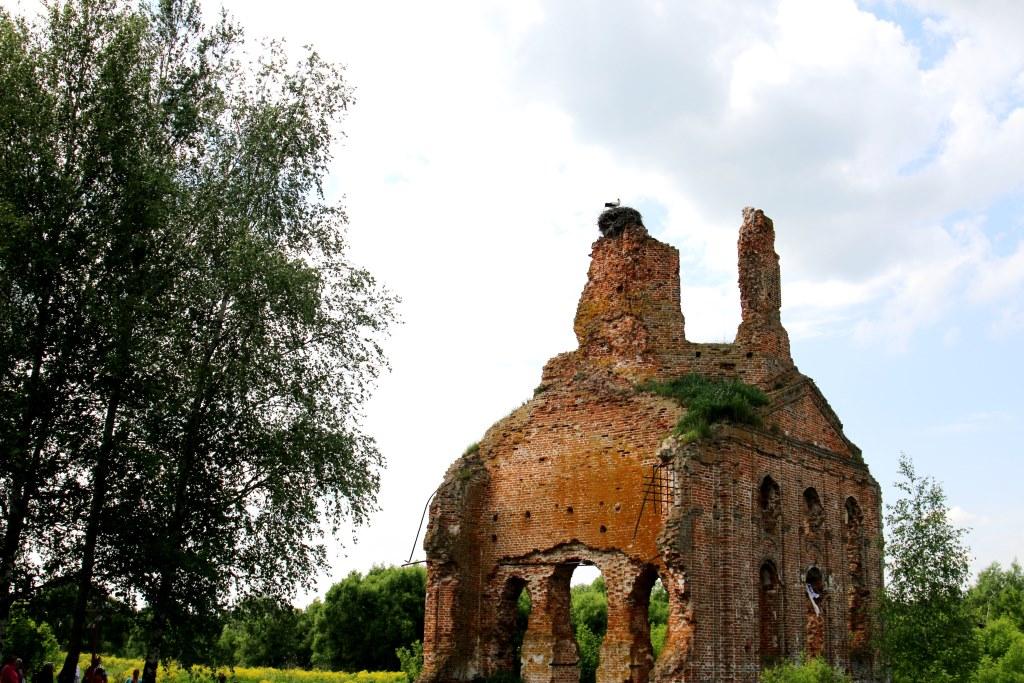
xmin=79 ymin=655 xmax=406 ymax=683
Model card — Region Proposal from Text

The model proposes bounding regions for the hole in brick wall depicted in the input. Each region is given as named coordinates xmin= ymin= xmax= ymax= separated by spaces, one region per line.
xmin=539 ymin=456 xmax=547 ymax=463
xmin=566 ymin=506 xmax=574 ymax=514
xmin=746 ymin=351 xmax=753 ymax=359
xmin=491 ymin=534 xmax=497 ymax=542
xmin=695 ymin=351 xmax=702 ymax=358
xmin=616 ymin=284 xmax=624 ymax=293
xmin=614 ymin=502 xmax=621 ymax=512
xmin=570 ymin=565 xmax=606 ymax=683
xmin=524 ymin=510 xmax=531 ymax=519
xmin=599 ymin=524 xmax=607 ymax=533
xmin=493 ymin=513 xmax=499 ymax=522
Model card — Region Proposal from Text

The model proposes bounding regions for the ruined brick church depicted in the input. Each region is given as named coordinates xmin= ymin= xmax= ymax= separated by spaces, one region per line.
xmin=421 ymin=207 xmax=882 ymax=682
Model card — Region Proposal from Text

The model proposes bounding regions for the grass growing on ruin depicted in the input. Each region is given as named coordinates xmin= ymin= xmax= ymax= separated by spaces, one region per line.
xmin=636 ymin=374 xmax=769 ymax=442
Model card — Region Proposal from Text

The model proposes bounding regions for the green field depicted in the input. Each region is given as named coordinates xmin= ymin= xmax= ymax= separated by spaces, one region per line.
xmin=78 ymin=655 xmax=405 ymax=683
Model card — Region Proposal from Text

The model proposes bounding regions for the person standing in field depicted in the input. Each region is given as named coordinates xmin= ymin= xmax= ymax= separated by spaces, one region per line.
xmin=1 ymin=656 xmax=19 ymax=683
xmin=124 ymin=669 xmax=140 ymax=683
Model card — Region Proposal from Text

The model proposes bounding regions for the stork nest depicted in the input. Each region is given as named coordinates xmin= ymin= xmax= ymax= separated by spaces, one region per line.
xmin=598 ymin=206 xmax=644 ymax=238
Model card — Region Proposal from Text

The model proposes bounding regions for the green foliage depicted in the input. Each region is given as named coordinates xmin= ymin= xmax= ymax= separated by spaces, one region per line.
xmin=880 ymin=454 xmax=979 ymax=682
xmin=648 ymin=580 xmax=668 ymax=628
xmin=394 ymin=641 xmax=422 ymax=683
xmin=636 ymin=374 xmax=769 ymax=442
xmin=218 ymin=597 xmax=315 ymax=669
xmin=76 ymin=654 xmax=405 ymax=683
xmin=570 ymin=580 xmax=607 ymax=637
xmin=649 ymin=624 xmax=666 ymax=660
xmin=463 ymin=443 xmax=480 ymax=456
xmin=648 ymin=579 xmax=668 ymax=659
xmin=0 ymin=0 xmax=394 ymax=674
xmin=574 ymin=623 xmax=602 ymax=683
xmin=312 ymin=566 xmax=426 ymax=672
xmin=967 ymin=561 xmax=1024 ymax=631
xmin=974 ymin=618 xmax=1024 ymax=682
xmin=760 ymin=657 xmax=851 ymax=683
xmin=5 ymin=606 xmax=60 ymax=673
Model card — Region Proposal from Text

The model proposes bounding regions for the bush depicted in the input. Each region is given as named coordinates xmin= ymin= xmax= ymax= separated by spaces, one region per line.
xmin=760 ymin=657 xmax=851 ymax=683
xmin=5 ymin=606 xmax=60 ymax=673
xmin=975 ymin=618 xmax=1024 ymax=682
xmin=636 ymin=374 xmax=769 ymax=442
xmin=574 ymin=623 xmax=601 ymax=683
xmin=649 ymin=624 xmax=666 ymax=660
xmin=394 ymin=642 xmax=422 ymax=683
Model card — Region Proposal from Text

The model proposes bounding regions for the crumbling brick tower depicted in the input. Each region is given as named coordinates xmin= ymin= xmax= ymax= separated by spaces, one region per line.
xmin=421 ymin=207 xmax=882 ymax=683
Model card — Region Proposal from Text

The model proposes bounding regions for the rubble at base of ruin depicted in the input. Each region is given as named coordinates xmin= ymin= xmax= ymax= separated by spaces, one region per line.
xmin=421 ymin=207 xmax=883 ymax=683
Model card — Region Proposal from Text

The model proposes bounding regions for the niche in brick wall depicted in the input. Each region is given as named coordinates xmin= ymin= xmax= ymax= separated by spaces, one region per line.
xmin=758 ymin=560 xmax=783 ymax=664
xmin=845 ymin=496 xmax=869 ymax=663
xmin=803 ymin=487 xmax=825 ymax=539
xmin=759 ymin=476 xmax=782 ymax=534
xmin=804 ymin=566 xmax=826 ymax=659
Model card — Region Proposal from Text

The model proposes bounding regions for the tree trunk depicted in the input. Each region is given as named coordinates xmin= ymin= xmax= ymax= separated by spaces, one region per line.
xmin=140 ymin=298 xmax=226 ymax=683
xmin=141 ymin=567 xmax=174 ymax=683
xmin=57 ymin=385 xmax=122 ymax=683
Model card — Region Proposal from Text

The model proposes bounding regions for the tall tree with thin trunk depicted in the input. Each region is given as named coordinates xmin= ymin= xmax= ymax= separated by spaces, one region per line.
xmin=0 ymin=1 xmax=394 ymax=675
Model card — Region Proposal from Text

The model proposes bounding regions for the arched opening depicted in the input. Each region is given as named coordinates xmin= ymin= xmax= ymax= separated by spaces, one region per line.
xmin=758 ymin=560 xmax=783 ymax=664
xmin=648 ymin=577 xmax=668 ymax=665
xmin=515 ymin=585 xmax=532 ymax=677
xmin=759 ymin=476 xmax=781 ymax=534
xmin=845 ymin=497 xmax=869 ymax=663
xmin=495 ymin=576 xmax=531 ymax=678
xmin=570 ymin=565 xmax=606 ymax=683
xmin=803 ymin=487 xmax=824 ymax=538
xmin=804 ymin=566 xmax=825 ymax=658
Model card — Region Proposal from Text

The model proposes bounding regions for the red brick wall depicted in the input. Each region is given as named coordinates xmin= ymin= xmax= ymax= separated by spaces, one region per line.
xmin=421 ymin=208 xmax=882 ymax=683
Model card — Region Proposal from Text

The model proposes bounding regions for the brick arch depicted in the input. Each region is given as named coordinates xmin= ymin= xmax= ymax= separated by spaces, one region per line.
xmin=845 ymin=496 xmax=870 ymax=666
xmin=758 ymin=559 xmax=783 ymax=664
xmin=804 ymin=565 xmax=826 ymax=658
xmin=489 ymin=574 xmax=531 ymax=678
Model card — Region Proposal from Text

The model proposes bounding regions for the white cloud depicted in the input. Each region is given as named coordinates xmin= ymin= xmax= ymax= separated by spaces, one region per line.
xmin=949 ymin=505 xmax=989 ymax=528
xmin=8 ymin=0 xmax=1013 ymax=598
xmin=177 ymin=0 xmax=1024 ymax=599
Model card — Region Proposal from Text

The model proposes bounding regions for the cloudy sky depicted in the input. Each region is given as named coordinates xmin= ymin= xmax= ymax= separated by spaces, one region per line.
xmin=16 ymin=0 xmax=1019 ymax=597
xmin=190 ymin=0 xmax=1024 ymax=600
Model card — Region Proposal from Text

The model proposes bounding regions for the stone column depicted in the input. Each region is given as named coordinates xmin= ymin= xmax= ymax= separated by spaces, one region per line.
xmin=421 ymin=562 xmax=462 ymax=683
xmin=521 ymin=566 xmax=580 ymax=683
xmin=650 ymin=565 xmax=693 ymax=683
xmin=598 ymin=564 xmax=656 ymax=683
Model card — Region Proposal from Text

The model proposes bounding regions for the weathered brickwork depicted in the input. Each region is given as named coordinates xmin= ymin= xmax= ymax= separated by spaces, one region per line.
xmin=422 ymin=208 xmax=883 ymax=683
